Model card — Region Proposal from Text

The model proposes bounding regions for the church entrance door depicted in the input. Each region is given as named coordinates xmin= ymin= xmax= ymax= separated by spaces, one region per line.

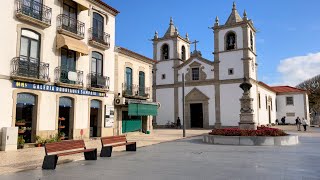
xmin=190 ymin=103 xmax=203 ymax=128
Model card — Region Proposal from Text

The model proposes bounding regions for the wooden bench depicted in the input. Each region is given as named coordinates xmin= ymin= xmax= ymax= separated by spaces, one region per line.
xmin=42 ymin=140 xmax=97 ymax=169
xmin=100 ymin=135 xmax=136 ymax=157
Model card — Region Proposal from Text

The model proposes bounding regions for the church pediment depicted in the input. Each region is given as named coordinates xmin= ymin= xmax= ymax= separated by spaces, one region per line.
xmin=189 ymin=61 xmax=201 ymax=67
xmin=177 ymin=56 xmax=213 ymax=70
xmin=185 ymin=88 xmax=210 ymax=101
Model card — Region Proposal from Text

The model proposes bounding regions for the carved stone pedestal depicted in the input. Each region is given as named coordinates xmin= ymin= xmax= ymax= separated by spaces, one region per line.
xmin=239 ymin=93 xmax=257 ymax=130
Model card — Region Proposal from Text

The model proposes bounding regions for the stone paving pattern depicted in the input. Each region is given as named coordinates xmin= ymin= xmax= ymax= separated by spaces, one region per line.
xmin=0 ymin=129 xmax=208 ymax=175
xmin=0 ymin=126 xmax=320 ymax=179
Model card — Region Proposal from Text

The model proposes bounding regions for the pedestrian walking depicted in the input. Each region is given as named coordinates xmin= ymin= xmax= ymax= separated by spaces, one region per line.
xmin=176 ymin=117 xmax=181 ymax=129
xmin=301 ymin=118 xmax=308 ymax=131
xmin=281 ymin=116 xmax=286 ymax=125
xmin=295 ymin=117 xmax=301 ymax=131
xmin=275 ymin=119 xmax=279 ymax=125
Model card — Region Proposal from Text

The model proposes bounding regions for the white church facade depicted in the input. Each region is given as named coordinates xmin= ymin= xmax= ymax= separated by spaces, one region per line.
xmin=153 ymin=3 xmax=309 ymax=128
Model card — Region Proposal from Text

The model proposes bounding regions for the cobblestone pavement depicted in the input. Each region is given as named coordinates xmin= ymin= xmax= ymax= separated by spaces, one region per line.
xmin=0 ymin=129 xmax=209 ymax=175
xmin=0 ymin=127 xmax=320 ymax=180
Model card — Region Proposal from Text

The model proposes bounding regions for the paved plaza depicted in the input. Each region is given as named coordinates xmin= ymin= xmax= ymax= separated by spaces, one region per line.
xmin=0 ymin=126 xmax=320 ymax=180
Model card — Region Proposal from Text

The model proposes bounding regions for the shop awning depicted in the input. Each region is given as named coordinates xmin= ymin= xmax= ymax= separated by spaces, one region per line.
xmin=56 ymin=34 xmax=89 ymax=55
xmin=128 ymin=103 xmax=158 ymax=116
xmin=72 ymin=0 xmax=89 ymax=11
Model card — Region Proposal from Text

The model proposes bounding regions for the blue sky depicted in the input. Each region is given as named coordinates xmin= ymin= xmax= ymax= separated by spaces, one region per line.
xmin=105 ymin=0 xmax=320 ymax=86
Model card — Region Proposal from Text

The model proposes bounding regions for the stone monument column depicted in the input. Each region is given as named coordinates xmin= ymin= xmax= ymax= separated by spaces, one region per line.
xmin=239 ymin=78 xmax=257 ymax=130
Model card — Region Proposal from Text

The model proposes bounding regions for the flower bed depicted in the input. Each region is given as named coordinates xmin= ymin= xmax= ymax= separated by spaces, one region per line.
xmin=209 ymin=126 xmax=288 ymax=137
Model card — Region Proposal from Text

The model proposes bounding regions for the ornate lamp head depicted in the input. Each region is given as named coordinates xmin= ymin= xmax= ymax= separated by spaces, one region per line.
xmin=239 ymin=77 xmax=252 ymax=93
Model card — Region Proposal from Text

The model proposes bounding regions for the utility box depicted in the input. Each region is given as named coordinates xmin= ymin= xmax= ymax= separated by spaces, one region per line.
xmin=1 ymin=127 xmax=18 ymax=151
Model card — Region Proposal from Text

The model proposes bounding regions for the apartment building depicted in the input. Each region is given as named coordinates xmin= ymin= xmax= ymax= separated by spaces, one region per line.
xmin=0 ymin=0 xmax=119 ymax=146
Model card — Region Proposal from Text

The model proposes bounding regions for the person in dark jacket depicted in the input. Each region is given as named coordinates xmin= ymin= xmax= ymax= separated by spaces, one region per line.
xmin=176 ymin=117 xmax=181 ymax=129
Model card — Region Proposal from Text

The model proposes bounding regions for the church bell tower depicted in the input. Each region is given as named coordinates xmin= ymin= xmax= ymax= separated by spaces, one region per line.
xmin=212 ymin=2 xmax=257 ymax=81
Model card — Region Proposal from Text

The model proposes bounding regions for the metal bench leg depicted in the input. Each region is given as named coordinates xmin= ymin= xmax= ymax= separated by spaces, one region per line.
xmin=100 ymin=146 xmax=113 ymax=157
xmin=84 ymin=149 xmax=97 ymax=160
xmin=126 ymin=142 xmax=136 ymax=151
xmin=42 ymin=155 xmax=58 ymax=170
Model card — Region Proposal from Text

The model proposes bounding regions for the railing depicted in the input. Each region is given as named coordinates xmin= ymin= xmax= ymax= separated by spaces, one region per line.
xmin=88 ymin=28 xmax=110 ymax=48
xmin=11 ymin=56 xmax=49 ymax=81
xmin=54 ymin=66 xmax=83 ymax=86
xmin=122 ymin=83 xmax=150 ymax=98
xmin=88 ymin=72 xmax=110 ymax=90
xmin=57 ymin=14 xmax=85 ymax=38
xmin=16 ymin=0 xmax=52 ymax=25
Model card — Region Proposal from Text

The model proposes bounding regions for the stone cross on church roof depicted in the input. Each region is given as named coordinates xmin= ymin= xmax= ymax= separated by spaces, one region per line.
xmin=191 ymin=40 xmax=199 ymax=51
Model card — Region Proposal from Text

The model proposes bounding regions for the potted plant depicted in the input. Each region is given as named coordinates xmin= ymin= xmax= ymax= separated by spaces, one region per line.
xmin=15 ymin=119 xmax=26 ymax=126
xmin=35 ymin=136 xmax=44 ymax=147
xmin=58 ymin=117 xmax=65 ymax=121
xmin=58 ymin=131 xmax=65 ymax=140
xmin=17 ymin=136 xmax=25 ymax=149
xmin=18 ymin=127 xmax=26 ymax=134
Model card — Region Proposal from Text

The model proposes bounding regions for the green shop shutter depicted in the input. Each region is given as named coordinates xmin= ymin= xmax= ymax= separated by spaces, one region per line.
xmin=128 ymin=103 xmax=158 ymax=116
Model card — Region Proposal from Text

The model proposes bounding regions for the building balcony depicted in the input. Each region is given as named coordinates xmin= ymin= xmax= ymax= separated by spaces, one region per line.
xmin=15 ymin=0 xmax=52 ymax=28
xmin=88 ymin=28 xmax=110 ymax=50
xmin=54 ymin=66 xmax=83 ymax=88
xmin=11 ymin=56 xmax=49 ymax=83
xmin=57 ymin=14 xmax=85 ymax=40
xmin=87 ymin=72 xmax=110 ymax=92
xmin=122 ymin=83 xmax=150 ymax=99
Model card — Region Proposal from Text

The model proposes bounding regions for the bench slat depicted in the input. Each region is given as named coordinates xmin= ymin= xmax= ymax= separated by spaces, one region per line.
xmin=57 ymin=148 xmax=96 ymax=157
xmin=45 ymin=140 xmax=86 ymax=154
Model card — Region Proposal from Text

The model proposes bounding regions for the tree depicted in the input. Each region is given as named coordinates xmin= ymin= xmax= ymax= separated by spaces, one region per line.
xmin=296 ymin=74 xmax=320 ymax=115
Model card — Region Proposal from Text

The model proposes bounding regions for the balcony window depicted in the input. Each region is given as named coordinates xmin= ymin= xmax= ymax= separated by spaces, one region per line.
xmin=15 ymin=0 xmax=52 ymax=27
xmin=139 ymin=71 xmax=145 ymax=96
xmin=90 ymin=52 xmax=107 ymax=89
xmin=60 ymin=48 xmax=77 ymax=84
xmin=19 ymin=29 xmax=40 ymax=78
xmin=125 ymin=67 xmax=133 ymax=95
xmin=93 ymin=13 xmax=104 ymax=41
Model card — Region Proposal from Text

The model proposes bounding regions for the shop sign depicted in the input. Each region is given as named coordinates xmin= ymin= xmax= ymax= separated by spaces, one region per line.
xmin=13 ymin=81 xmax=106 ymax=97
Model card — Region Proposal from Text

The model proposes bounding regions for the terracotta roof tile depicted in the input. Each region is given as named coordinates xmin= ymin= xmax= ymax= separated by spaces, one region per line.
xmin=270 ymin=86 xmax=306 ymax=93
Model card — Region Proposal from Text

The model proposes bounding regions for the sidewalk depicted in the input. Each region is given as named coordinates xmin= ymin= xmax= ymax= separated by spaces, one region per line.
xmin=0 ymin=129 xmax=209 ymax=175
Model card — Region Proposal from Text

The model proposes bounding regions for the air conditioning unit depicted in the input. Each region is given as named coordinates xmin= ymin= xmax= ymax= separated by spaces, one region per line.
xmin=114 ymin=97 xmax=125 ymax=106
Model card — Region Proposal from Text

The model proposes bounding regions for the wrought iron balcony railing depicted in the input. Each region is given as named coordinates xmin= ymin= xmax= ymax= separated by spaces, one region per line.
xmin=122 ymin=83 xmax=150 ymax=98
xmin=88 ymin=72 xmax=110 ymax=90
xmin=16 ymin=0 xmax=52 ymax=26
xmin=11 ymin=56 xmax=49 ymax=81
xmin=88 ymin=28 xmax=110 ymax=48
xmin=57 ymin=14 xmax=85 ymax=38
xmin=54 ymin=66 xmax=83 ymax=86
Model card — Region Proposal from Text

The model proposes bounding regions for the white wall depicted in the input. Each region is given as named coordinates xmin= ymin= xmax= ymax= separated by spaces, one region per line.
xmin=219 ymin=51 xmax=244 ymax=80
xmin=156 ymin=60 xmax=174 ymax=85
xmin=256 ymin=86 xmax=277 ymax=125
xmin=156 ymin=88 xmax=175 ymax=125
xmin=220 ymin=83 xmax=242 ymax=126
xmin=178 ymin=85 xmax=215 ymax=126
xmin=276 ymin=94 xmax=308 ymax=124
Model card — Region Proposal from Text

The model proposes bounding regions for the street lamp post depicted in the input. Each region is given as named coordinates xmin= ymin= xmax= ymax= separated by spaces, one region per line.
xmin=182 ymin=73 xmax=186 ymax=137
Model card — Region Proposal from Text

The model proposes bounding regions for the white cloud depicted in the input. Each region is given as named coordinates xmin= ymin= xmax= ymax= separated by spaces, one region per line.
xmin=276 ymin=52 xmax=320 ymax=86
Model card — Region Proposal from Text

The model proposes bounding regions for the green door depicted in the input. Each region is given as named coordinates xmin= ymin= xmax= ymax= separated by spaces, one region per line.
xmin=122 ymin=111 xmax=141 ymax=133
